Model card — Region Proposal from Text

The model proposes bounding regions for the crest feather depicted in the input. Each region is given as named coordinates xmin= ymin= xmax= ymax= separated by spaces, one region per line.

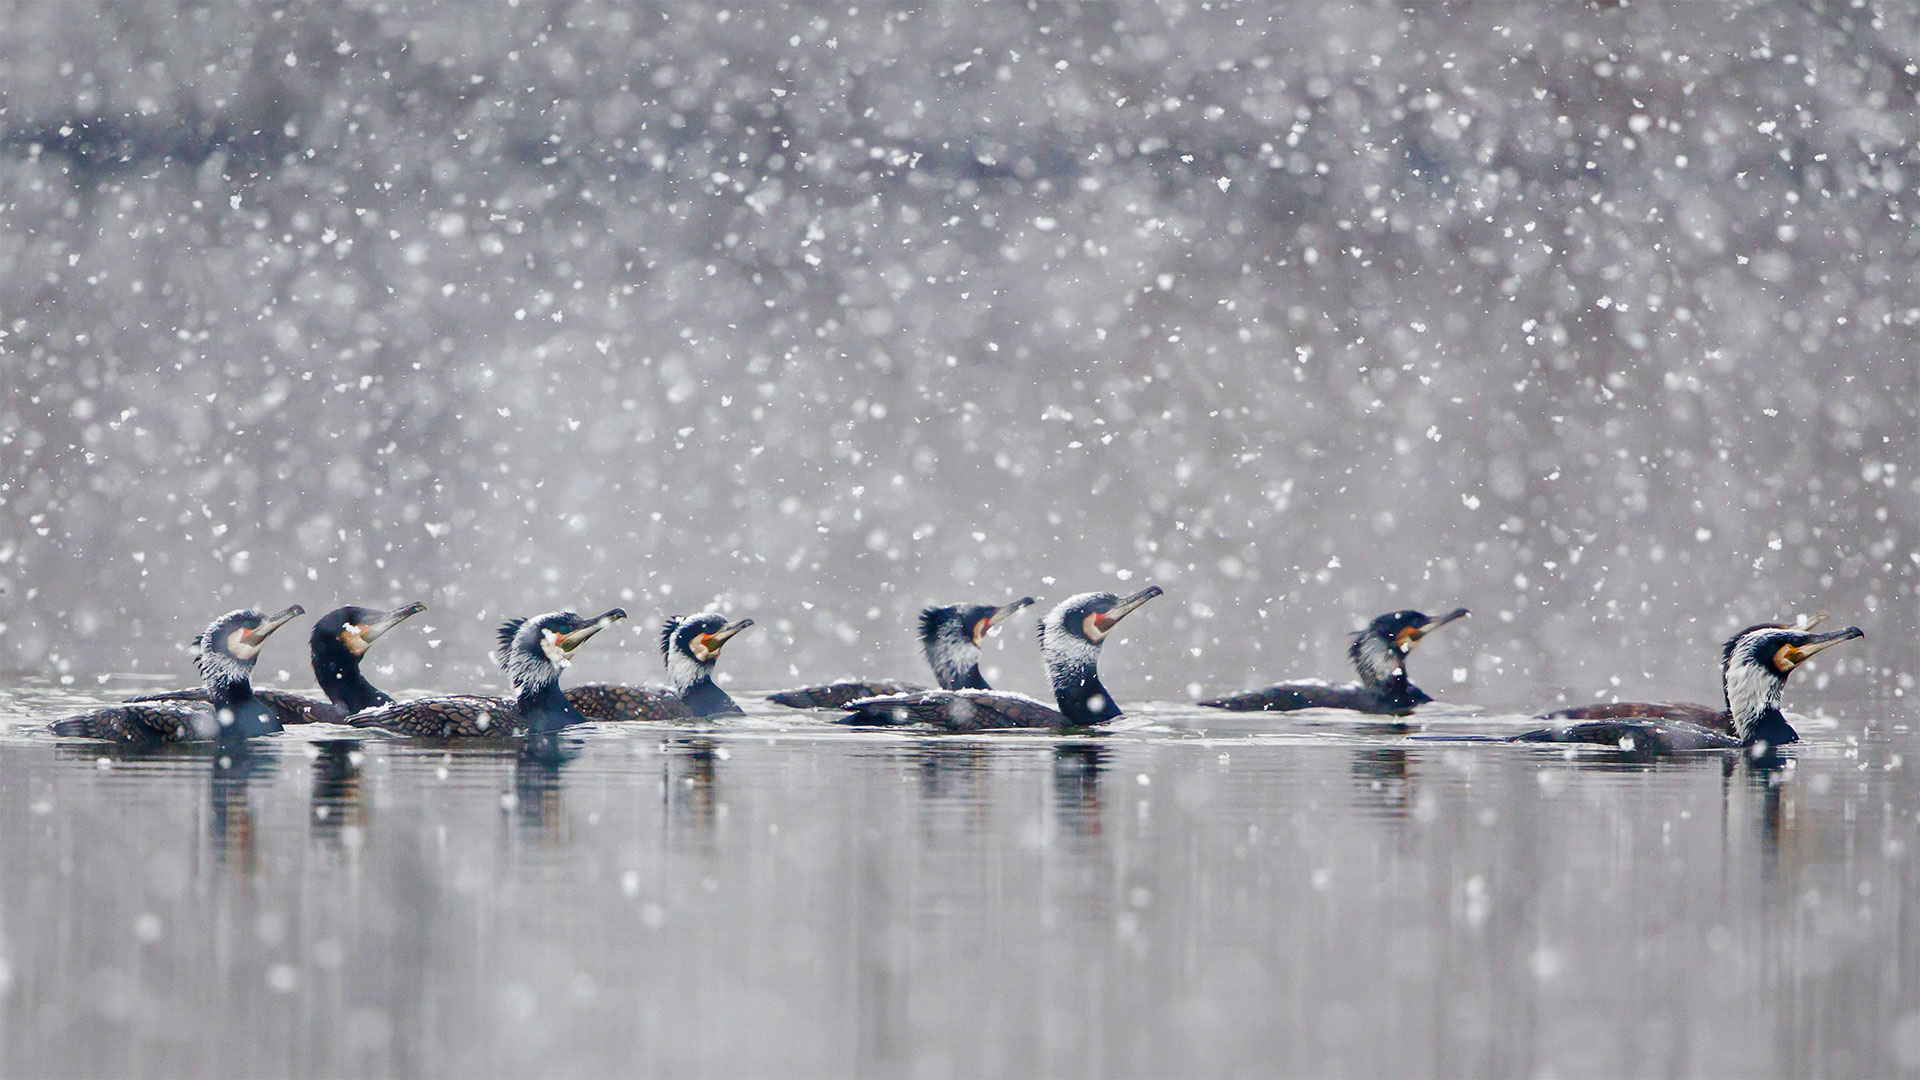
xmin=659 ymin=616 xmax=684 ymax=659
xmin=918 ymin=606 xmax=946 ymax=645
xmin=494 ymin=618 xmax=528 ymax=665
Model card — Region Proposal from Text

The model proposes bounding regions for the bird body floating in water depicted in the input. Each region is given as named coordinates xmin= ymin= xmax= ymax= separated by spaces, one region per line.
xmin=1199 ymin=608 xmax=1468 ymax=716
xmin=840 ymin=587 xmax=1161 ymax=732
xmin=1514 ymin=622 xmax=1864 ymax=754
xmin=768 ymin=596 xmax=1035 ymax=709
xmin=568 ymin=613 xmax=755 ymax=721
xmin=349 ymin=609 xmax=625 ymax=739
xmin=129 ymin=602 xmax=427 ymax=724
xmin=52 ymin=606 xmax=304 ymax=742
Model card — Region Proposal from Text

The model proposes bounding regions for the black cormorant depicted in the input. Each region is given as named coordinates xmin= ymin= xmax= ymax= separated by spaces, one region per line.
xmin=1515 ymin=623 xmax=1864 ymax=753
xmin=768 ymin=596 xmax=1035 ymax=709
xmin=348 ymin=608 xmax=625 ymax=738
xmin=51 ymin=605 xmax=305 ymax=742
xmin=839 ymin=586 xmax=1161 ymax=731
xmin=568 ymin=613 xmax=755 ymax=721
xmin=128 ymin=602 xmax=427 ymax=723
xmin=1199 ymin=608 xmax=1468 ymax=716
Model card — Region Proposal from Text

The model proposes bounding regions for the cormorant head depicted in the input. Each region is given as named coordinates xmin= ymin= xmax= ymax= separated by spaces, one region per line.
xmin=311 ymin=602 xmax=428 ymax=659
xmin=1721 ymin=623 xmax=1864 ymax=741
xmin=194 ymin=605 xmax=304 ymax=685
xmin=920 ymin=596 xmax=1035 ymax=689
xmin=495 ymin=609 xmax=628 ymax=691
xmin=1038 ymin=587 xmax=1162 ymax=666
xmin=1350 ymin=608 xmax=1469 ymax=686
xmin=661 ymin=612 xmax=755 ymax=692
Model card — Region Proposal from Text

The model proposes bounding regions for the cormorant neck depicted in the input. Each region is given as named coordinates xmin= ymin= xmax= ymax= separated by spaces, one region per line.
xmin=1743 ymin=707 xmax=1799 ymax=749
xmin=314 ymin=648 xmax=392 ymax=715
xmin=1378 ymin=671 xmax=1432 ymax=711
xmin=1349 ymin=632 xmax=1406 ymax=692
xmin=1046 ymin=647 xmax=1122 ymax=727
xmin=680 ymin=676 xmax=741 ymax=717
xmin=1723 ymin=661 xmax=1789 ymax=746
xmin=925 ymin=626 xmax=986 ymax=691
xmin=517 ymin=676 xmax=584 ymax=734
xmin=208 ymin=673 xmax=280 ymax=737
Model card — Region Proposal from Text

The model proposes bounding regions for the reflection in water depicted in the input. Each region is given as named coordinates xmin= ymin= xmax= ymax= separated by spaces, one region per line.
xmin=663 ymin=736 xmax=722 ymax=848
xmin=514 ymin=734 xmax=581 ymax=846
xmin=916 ymin=743 xmax=990 ymax=809
xmin=8 ymin=692 xmax=1916 ymax=1076
xmin=1726 ymin=752 xmax=1793 ymax=875
xmin=1349 ymin=745 xmax=1412 ymax=817
xmin=310 ymin=739 xmax=369 ymax=850
xmin=1052 ymin=743 xmax=1107 ymax=844
xmin=210 ymin=742 xmax=275 ymax=872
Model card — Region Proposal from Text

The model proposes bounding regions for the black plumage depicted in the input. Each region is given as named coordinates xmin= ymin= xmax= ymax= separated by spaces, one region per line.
xmin=768 ymin=597 xmax=1034 ymax=710
xmin=568 ymin=612 xmax=754 ymax=722
xmin=1199 ymin=608 xmax=1468 ymax=716
xmin=349 ymin=608 xmax=625 ymax=738
xmin=1514 ymin=624 xmax=1864 ymax=753
xmin=52 ymin=605 xmax=304 ymax=743
xmin=128 ymin=602 xmax=427 ymax=724
xmin=840 ymin=587 xmax=1160 ymax=732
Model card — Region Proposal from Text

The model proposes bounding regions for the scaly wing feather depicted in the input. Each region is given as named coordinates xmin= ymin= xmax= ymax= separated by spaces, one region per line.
xmin=51 ymin=701 xmax=215 ymax=743
xmin=127 ymin=686 xmax=344 ymax=725
xmin=1199 ymin=682 xmax=1380 ymax=713
xmin=840 ymin=690 xmax=1066 ymax=732
xmin=565 ymin=684 xmax=694 ymax=723
xmin=1535 ymin=700 xmax=1731 ymax=732
xmin=767 ymin=680 xmax=925 ymax=710
xmin=347 ymin=696 xmax=522 ymax=739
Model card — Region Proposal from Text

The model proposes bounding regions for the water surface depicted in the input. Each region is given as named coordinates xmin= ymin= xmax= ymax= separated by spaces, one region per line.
xmin=1 ymin=680 xmax=1916 ymax=1077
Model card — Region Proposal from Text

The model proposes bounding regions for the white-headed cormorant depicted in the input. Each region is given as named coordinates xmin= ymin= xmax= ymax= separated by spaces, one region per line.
xmin=52 ymin=605 xmax=305 ymax=742
xmin=568 ymin=612 xmax=755 ymax=721
xmin=348 ymin=608 xmax=625 ymax=738
xmin=1515 ymin=622 xmax=1864 ymax=753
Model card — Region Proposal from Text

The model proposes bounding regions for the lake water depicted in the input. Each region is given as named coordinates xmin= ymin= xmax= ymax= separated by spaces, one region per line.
xmin=1 ymin=678 xmax=1917 ymax=1077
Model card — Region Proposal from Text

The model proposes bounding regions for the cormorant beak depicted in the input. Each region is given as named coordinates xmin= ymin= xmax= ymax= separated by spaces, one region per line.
xmin=1406 ymin=607 xmax=1470 ymax=646
xmin=1796 ymin=611 xmax=1831 ymax=631
xmin=556 ymin=608 xmax=628 ymax=653
xmin=694 ymin=618 xmax=755 ymax=659
xmin=1777 ymin=626 xmax=1865 ymax=670
xmin=1091 ymin=585 xmax=1163 ymax=637
xmin=240 ymin=604 xmax=305 ymax=649
xmin=350 ymin=601 xmax=428 ymax=650
xmin=975 ymin=596 xmax=1037 ymax=643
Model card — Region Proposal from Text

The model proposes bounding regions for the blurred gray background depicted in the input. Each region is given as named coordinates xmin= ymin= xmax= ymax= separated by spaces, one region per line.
xmin=2 ymin=2 xmax=1914 ymax=705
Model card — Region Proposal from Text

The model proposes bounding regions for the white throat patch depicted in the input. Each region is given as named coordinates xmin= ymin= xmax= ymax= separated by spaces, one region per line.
xmin=541 ymin=628 xmax=571 ymax=668
xmin=666 ymin=639 xmax=713 ymax=693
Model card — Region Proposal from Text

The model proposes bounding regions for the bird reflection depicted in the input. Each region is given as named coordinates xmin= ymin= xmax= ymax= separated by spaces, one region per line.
xmin=1349 ymin=746 xmax=1414 ymax=817
xmin=514 ymin=733 xmax=580 ymax=845
xmin=915 ymin=743 xmax=991 ymax=804
xmin=309 ymin=738 xmax=370 ymax=849
xmin=663 ymin=736 xmax=722 ymax=848
xmin=210 ymin=741 xmax=276 ymax=872
xmin=1725 ymin=751 xmax=1793 ymax=874
xmin=53 ymin=740 xmax=275 ymax=871
xmin=1052 ymin=742 xmax=1108 ymax=844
